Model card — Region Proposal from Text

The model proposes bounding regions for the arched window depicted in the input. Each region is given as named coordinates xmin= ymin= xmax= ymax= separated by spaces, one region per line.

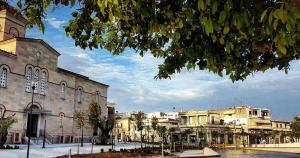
xmin=60 ymin=82 xmax=66 ymax=99
xmin=25 ymin=67 xmax=33 ymax=92
xmin=0 ymin=67 xmax=7 ymax=88
xmin=96 ymin=91 xmax=100 ymax=103
xmin=40 ymin=71 xmax=46 ymax=95
xmin=33 ymin=69 xmax=39 ymax=93
xmin=0 ymin=104 xmax=5 ymax=118
xmin=77 ymin=88 xmax=82 ymax=103
xmin=9 ymin=27 xmax=19 ymax=37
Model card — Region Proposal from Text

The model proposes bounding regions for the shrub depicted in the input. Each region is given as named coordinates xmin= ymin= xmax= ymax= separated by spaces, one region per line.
xmin=108 ymin=148 xmax=112 ymax=152
xmin=100 ymin=148 xmax=104 ymax=153
xmin=142 ymin=148 xmax=152 ymax=154
xmin=120 ymin=148 xmax=123 ymax=152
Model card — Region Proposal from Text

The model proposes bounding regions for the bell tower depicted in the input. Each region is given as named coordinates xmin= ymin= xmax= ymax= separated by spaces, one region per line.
xmin=0 ymin=6 xmax=26 ymax=41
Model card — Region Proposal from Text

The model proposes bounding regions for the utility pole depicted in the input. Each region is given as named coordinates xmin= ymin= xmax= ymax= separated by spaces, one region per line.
xmin=42 ymin=120 xmax=46 ymax=148
xmin=81 ymin=125 xmax=83 ymax=147
xmin=27 ymin=84 xmax=36 ymax=158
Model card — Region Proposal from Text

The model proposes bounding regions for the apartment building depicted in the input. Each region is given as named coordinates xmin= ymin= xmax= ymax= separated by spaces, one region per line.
xmin=179 ymin=106 xmax=291 ymax=147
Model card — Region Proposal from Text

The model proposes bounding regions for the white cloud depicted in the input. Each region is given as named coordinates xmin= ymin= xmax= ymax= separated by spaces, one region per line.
xmin=54 ymin=45 xmax=300 ymax=120
xmin=45 ymin=17 xmax=66 ymax=29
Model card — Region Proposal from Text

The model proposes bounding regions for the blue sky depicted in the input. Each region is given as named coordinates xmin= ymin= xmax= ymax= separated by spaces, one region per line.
xmin=23 ymin=5 xmax=300 ymax=120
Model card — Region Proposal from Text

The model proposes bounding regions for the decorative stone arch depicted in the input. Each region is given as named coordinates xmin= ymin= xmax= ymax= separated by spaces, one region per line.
xmin=40 ymin=68 xmax=49 ymax=81
xmin=76 ymin=86 xmax=83 ymax=103
xmin=25 ymin=102 xmax=42 ymax=110
xmin=0 ymin=104 xmax=6 ymax=117
xmin=9 ymin=27 xmax=19 ymax=37
xmin=24 ymin=64 xmax=34 ymax=75
xmin=0 ymin=64 xmax=11 ymax=73
xmin=59 ymin=112 xmax=65 ymax=117
xmin=95 ymin=90 xmax=101 ymax=103
xmin=60 ymin=80 xmax=68 ymax=87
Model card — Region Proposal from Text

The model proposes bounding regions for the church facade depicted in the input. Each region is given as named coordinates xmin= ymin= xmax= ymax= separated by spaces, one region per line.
xmin=0 ymin=7 xmax=109 ymax=144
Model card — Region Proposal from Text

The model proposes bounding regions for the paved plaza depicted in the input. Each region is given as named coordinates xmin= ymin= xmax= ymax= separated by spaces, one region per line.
xmin=0 ymin=142 xmax=144 ymax=158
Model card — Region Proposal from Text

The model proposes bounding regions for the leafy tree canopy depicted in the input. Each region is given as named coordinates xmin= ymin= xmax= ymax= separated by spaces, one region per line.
xmin=151 ymin=116 xmax=159 ymax=131
xmin=291 ymin=116 xmax=300 ymax=138
xmin=10 ymin=0 xmax=300 ymax=81
xmin=87 ymin=101 xmax=102 ymax=128
xmin=135 ymin=111 xmax=145 ymax=131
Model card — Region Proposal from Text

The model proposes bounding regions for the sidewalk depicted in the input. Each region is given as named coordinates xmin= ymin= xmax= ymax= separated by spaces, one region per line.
xmin=245 ymin=147 xmax=300 ymax=154
xmin=0 ymin=142 xmax=142 ymax=158
xmin=174 ymin=148 xmax=220 ymax=157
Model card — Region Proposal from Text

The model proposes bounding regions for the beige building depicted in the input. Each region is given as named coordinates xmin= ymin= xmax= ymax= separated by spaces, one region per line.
xmin=0 ymin=6 xmax=109 ymax=144
xmin=114 ymin=112 xmax=179 ymax=143
xmin=179 ymin=106 xmax=291 ymax=147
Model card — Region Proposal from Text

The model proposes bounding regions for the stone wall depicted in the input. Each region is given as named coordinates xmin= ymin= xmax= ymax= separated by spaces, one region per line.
xmin=0 ymin=38 xmax=108 ymax=144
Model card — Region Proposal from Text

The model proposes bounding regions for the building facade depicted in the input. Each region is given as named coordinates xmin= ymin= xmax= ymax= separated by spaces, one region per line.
xmin=179 ymin=106 xmax=292 ymax=147
xmin=0 ymin=7 xmax=109 ymax=144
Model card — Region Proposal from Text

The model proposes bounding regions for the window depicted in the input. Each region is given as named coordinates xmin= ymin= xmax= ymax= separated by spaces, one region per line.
xmin=40 ymin=71 xmax=46 ymax=95
xmin=249 ymin=111 xmax=252 ymax=115
xmin=189 ymin=116 xmax=193 ymax=125
xmin=9 ymin=27 xmax=19 ymax=37
xmin=211 ymin=116 xmax=215 ymax=124
xmin=60 ymin=83 xmax=66 ymax=99
xmin=77 ymin=88 xmax=82 ymax=103
xmin=0 ymin=107 xmax=3 ymax=118
xmin=254 ymin=110 xmax=258 ymax=115
xmin=96 ymin=91 xmax=100 ymax=103
xmin=198 ymin=116 xmax=202 ymax=125
xmin=220 ymin=119 xmax=224 ymax=125
xmin=25 ymin=67 xmax=32 ymax=92
xmin=33 ymin=69 xmax=39 ymax=93
xmin=0 ymin=68 xmax=7 ymax=87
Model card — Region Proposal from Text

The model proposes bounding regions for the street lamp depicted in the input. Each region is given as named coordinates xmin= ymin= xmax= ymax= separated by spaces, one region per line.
xmin=27 ymin=81 xmax=36 ymax=158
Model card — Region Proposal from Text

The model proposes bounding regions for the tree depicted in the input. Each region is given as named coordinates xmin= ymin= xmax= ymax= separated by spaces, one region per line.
xmin=0 ymin=114 xmax=17 ymax=147
xmin=73 ymin=111 xmax=87 ymax=147
xmin=168 ymin=127 xmax=176 ymax=151
xmin=87 ymin=101 xmax=102 ymax=136
xmin=135 ymin=111 xmax=145 ymax=149
xmin=98 ymin=116 xmax=115 ymax=145
xmin=8 ymin=0 xmax=300 ymax=81
xmin=290 ymin=116 xmax=300 ymax=142
xmin=157 ymin=126 xmax=167 ymax=143
xmin=150 ymin=116 xmax=159 ymax=146
xmin=181 ymin=129 xmax=194 ymax=146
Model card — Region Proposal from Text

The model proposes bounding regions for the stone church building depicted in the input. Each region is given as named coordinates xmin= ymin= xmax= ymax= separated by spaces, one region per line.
xmin=0 ymin=6 xmax=109 ymax=144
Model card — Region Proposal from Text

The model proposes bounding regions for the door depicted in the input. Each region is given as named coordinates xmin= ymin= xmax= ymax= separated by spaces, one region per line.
xmin=26 ymin=114 xmax=39 ymax=137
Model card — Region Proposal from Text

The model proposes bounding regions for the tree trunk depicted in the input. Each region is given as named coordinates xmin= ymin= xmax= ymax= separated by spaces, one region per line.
xmin=140 ymin=130 xmax=143 ymax=149
xmin=100 ymin=131 xmax=109 ymax=145
xmin=0 ymin=130 xmax=8 ymax=147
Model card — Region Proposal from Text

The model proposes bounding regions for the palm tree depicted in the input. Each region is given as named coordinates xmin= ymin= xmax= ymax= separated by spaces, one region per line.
xmin=135 ymin=111 xmax=145 ymax=149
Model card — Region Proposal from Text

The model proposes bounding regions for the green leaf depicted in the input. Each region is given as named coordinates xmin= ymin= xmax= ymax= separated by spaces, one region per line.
xmin=223 ymin=26 xmax=230 ymax=34
xmin=260 ymin=9 xmax=268 ymax=22
xmin=220 ymin=37 xmax=225 ymax=45
xmin=212 ymin=2 xmax=218 ymax=14
xmin=273 ymin=19 xmax=279 ymax=30
xmin=278 ymin=44 xmax=287 ymax=55
xmin=219 ymin=11 xmax=227 ymax=24
xmin=198 ymin=0 xmax=205 ymax=10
